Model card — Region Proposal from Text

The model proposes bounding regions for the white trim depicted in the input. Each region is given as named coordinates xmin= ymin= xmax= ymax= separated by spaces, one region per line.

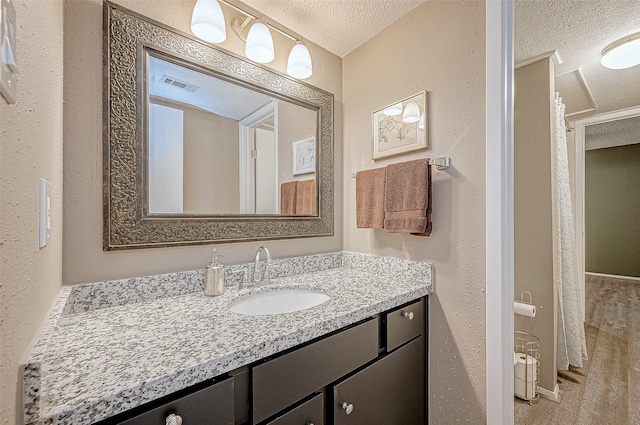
xmin=558 ymin=67 xmax=598 ymax=117
xmin=585 ymin=272 xmax=640 ymax=283
xmin=537 ymin=383 xmax=561 ymax=403
xmin=486 ymin=1 xmax=514 ymax=424
xmin=573 ymin=106 xmax=640 ymax=320
xmin=515 ymin=50 xmax=562 ymax=69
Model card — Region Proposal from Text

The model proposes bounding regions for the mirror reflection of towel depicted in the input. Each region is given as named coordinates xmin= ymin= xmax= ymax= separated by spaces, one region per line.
xmin=280 ymin=181 xmax=298 ymax=214
xmin=296 ymin=179 xmax=316 ymax=215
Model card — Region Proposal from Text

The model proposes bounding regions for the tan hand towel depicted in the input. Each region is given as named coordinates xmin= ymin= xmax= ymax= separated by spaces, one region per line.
xmin=280 ymin=181 xmax=298 ymax=214
xmin=295 ymin=179 xmax=316 ymax=215
xmin=356 ymin=167 xmax=386 ymax=228
xmin=384 ymin=158 xmax=432 ymax=236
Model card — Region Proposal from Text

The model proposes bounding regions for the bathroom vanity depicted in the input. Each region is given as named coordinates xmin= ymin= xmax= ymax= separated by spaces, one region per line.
xmin=22 ymin=252 xmax=432 ymax=424
xmin=109 ymin=297 xmax=425 ymax=425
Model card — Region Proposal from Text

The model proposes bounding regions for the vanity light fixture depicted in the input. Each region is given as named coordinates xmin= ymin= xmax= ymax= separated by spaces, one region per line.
xmin=601 ymin=31 xmax=640 ymax=70
xmin=190 ymin=0 xmax=227 ymax=43
xmin=383 ymin=103 xmax=403 ymax=116
xmin=287 ymin=41 xmax=313 ymax=79
xmin=190 ymin=0 xmax=313 ymax=79
xmin=245 ymin=21 xmax=274 ymax=63
xmin=402 ymin=102 xmax=421 ymax=123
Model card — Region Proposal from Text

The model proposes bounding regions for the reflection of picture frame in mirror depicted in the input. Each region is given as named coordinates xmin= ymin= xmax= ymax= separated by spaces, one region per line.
xmin=371 ymin=90 xmax=428 ymax=160
xmin=292 ymin=136 xmax=316 ymax=175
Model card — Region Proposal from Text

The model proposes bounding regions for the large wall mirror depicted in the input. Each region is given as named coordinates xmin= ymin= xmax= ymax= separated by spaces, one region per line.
xmin=104 ymin=2 xmax=334 ymax=250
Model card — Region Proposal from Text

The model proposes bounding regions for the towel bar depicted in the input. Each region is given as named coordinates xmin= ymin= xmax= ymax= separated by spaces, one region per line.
xmin=350 ymin=156 xmax=450 ymax=178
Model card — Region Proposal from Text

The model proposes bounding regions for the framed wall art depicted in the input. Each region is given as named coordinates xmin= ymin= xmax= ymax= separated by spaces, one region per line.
xmin=292 ymin=136 xmax=316 ymax=175
xmin=371 ymin=91 xmax=428 ymax=160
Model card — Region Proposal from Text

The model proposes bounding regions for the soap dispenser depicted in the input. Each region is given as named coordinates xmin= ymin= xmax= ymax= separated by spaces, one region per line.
xmin=205 ymin=249 xmax=225 ymax=296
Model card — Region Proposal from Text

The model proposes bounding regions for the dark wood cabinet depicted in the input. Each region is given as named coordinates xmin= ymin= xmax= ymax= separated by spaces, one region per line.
xmin=332 ymin=336 xmax=425 ymax=425
xmin=117 ymin=376 xmax=234 ymax=425
xmin=101 ymin=297 xmax=427 ymax=425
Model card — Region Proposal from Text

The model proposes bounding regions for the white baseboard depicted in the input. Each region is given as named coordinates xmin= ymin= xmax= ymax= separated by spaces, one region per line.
xmin=537 ymin=384 xmax=561 ymax=403
xmin=585 ymin=272 xmax=640 ymax=283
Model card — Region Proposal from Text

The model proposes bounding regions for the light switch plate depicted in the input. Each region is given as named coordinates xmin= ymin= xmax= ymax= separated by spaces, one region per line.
xmin=0 ymin=0 xmax=17 ymax=104
xmin=39 ymin=178 xmax=51 ymax=248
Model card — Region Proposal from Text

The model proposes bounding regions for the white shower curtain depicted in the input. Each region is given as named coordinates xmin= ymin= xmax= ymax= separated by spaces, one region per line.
xmin=554 ymin=94 xmax=588 ymax=369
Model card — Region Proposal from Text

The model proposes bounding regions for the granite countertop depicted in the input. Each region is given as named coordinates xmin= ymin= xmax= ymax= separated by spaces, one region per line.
xmin=23 ymin=252 xmax=432 ymax=424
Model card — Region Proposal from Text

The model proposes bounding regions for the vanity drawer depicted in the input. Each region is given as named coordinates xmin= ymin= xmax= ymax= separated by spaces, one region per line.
xmin=253 ymin=318 xmax=378 ymax=424
xmin=265 ymin=393 xmax=324 ymax=425
xmin=117 ymin=377 xmax=234 ymax=425
xmin=386 ymin=298 xmax=424 ymax=351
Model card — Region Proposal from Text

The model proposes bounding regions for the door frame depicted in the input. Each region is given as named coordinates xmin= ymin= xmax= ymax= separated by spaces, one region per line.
xmin=238 ymin=100 xmax=279 ymax=214
xmin=573 ymin=106 xmax=640 ymax=318
xmin=486 ymin=1 xmax=514 ymax=424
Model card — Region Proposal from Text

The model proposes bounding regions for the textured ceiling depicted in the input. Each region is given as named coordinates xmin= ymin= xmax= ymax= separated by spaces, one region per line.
xmin=149 ymin=56 xmax=272 ymax=120
xmin=240 ymin=0 xmax=426 ymax=58
xmin=585 ymin=115 xmax=640 ymax=151
xmin=515 ymin=0 xmax=640 ymax=120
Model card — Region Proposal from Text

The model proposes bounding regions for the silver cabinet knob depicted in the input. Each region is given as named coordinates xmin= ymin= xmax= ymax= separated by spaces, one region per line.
xmin=402 ymin=311 xmax=414 ymax=320
xmin=166 ymin=413 xmax=182 ymax=425
xmin=341 ymin=401 xmax=354 ymax=415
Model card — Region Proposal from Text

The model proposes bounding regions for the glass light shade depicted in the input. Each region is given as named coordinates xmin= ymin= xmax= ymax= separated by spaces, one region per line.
xmin=287 ymin=43 xmax=313 ymax=79
xmin=601 ymin=33 xmax=640 ymax=69
xmin=383 ymin=103 xmax=403 ymax=116
xmin=402 ymin=102 xmax=420 ymax=123
xmin=245 ymin=22 xmax=275 ymax=63
xmin=191 ymin=0 xmax=226 ymax=43
xmin=418 ymin=112 xmax=425 ymax=129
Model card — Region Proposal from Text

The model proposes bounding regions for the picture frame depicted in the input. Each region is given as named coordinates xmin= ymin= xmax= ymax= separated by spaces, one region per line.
xmin=371 ymin=90 xmax=428 ymax=160
xmin=292 ymin=136 xmax=316 ymax=175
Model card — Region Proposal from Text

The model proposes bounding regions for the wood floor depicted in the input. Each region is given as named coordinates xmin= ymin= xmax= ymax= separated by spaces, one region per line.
xmin=514 ymin=275 xmax=640 ymax=425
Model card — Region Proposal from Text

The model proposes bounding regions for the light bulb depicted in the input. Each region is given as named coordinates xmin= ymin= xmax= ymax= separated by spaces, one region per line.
xmin=245 ymin=21 xmax=274 ymax=64
xmin=287 ymin=42 xmax=313 ymax=79
xmin=191 ymin=0 xmax=226 ymax=44
xmin=601 ymin=33 xmax=640 ymax=70
xmin=402 ymin=102 xmax=420 ymax=123
xmin=383 ymin=103 xmax=402 ymax=116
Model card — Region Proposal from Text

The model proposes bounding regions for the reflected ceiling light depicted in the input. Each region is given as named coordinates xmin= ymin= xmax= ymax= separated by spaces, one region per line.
xmin=418 ymin=112 xmax=425 ymax=129
xmin=601 ymin=32 xmax=640 ymax=70
xmin=245 ymin=21 xmax=275 ymax=63
xmin=402 ymin=102 xmax=420 ymax=123
xmin=287 ymin=42 xmax=313 ymax=79
xmin=383 ymin=103 xmax=403 ymax=116
xmin=191 ymin=0 xmax=226 ymax=43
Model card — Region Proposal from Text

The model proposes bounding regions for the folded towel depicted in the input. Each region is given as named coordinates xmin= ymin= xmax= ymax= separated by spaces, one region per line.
xmin=280 ymin=181 xmax=298 ymax=214
xmin=356 ymin=167 xmax=386 ymax=228
xmin=384 ymin=158 xmax=432 ymax=236
xmin=295 ymin=179 xmax=316 ymax=215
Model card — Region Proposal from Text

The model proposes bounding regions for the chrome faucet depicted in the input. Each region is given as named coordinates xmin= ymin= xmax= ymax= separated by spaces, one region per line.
xmin=254 ymin=246 xmax=272 ymax=283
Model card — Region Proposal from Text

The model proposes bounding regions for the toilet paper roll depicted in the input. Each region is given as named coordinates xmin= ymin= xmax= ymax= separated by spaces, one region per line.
xmin=514 ymin=301 xmax=536 ymax=318
xmin=515 ymin=376 xmax=536 ymax=399
xmin=514 ymin=353 xmax=536 ymax=381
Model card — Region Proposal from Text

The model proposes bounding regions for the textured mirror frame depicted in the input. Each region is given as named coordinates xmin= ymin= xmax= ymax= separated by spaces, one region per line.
xmin=103 ymin=2 xmax=334 ymax=250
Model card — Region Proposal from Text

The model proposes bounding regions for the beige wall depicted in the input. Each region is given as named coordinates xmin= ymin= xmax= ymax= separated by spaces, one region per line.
xmin=342 ymin=2 xmax=486 ymax=423
xmin=514 ymin=58 xmax=557 ymax=391
xmin=585 ymin=144 xmax=640 ymax=277
xmin=0 ymin=1 xmax=64 ymax=424
xmin=277 ymin=101 xmax=317 ymax=185
xmin=63 ymin=0 xmax=343 ymax=284
xmin=182 ymin=106 xmax=239 ymax=214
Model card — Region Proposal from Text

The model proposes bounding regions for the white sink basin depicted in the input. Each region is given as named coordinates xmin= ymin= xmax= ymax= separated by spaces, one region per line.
xmin=229 ymin=289 xmax=330 ymax=315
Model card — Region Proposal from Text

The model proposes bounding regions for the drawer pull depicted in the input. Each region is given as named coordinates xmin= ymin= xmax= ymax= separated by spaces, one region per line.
xmin=166 ymin=413 xmax=182 ymax=425
xmin=402 ymin=311 xmax=414 ymax=320
xmin=341 ymin=401 xmax=354 ymax=415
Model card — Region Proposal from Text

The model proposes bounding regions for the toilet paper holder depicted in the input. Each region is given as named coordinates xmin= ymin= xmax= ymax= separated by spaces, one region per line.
xmin=514 ymin=292 xmax=540 ymax=403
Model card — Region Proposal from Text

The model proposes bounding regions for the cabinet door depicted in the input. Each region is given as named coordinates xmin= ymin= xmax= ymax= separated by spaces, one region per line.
xmin=117 ymin=377 xmax=234 ymax=425
xmin=333 ymin=336 xmax=424 ymax=425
